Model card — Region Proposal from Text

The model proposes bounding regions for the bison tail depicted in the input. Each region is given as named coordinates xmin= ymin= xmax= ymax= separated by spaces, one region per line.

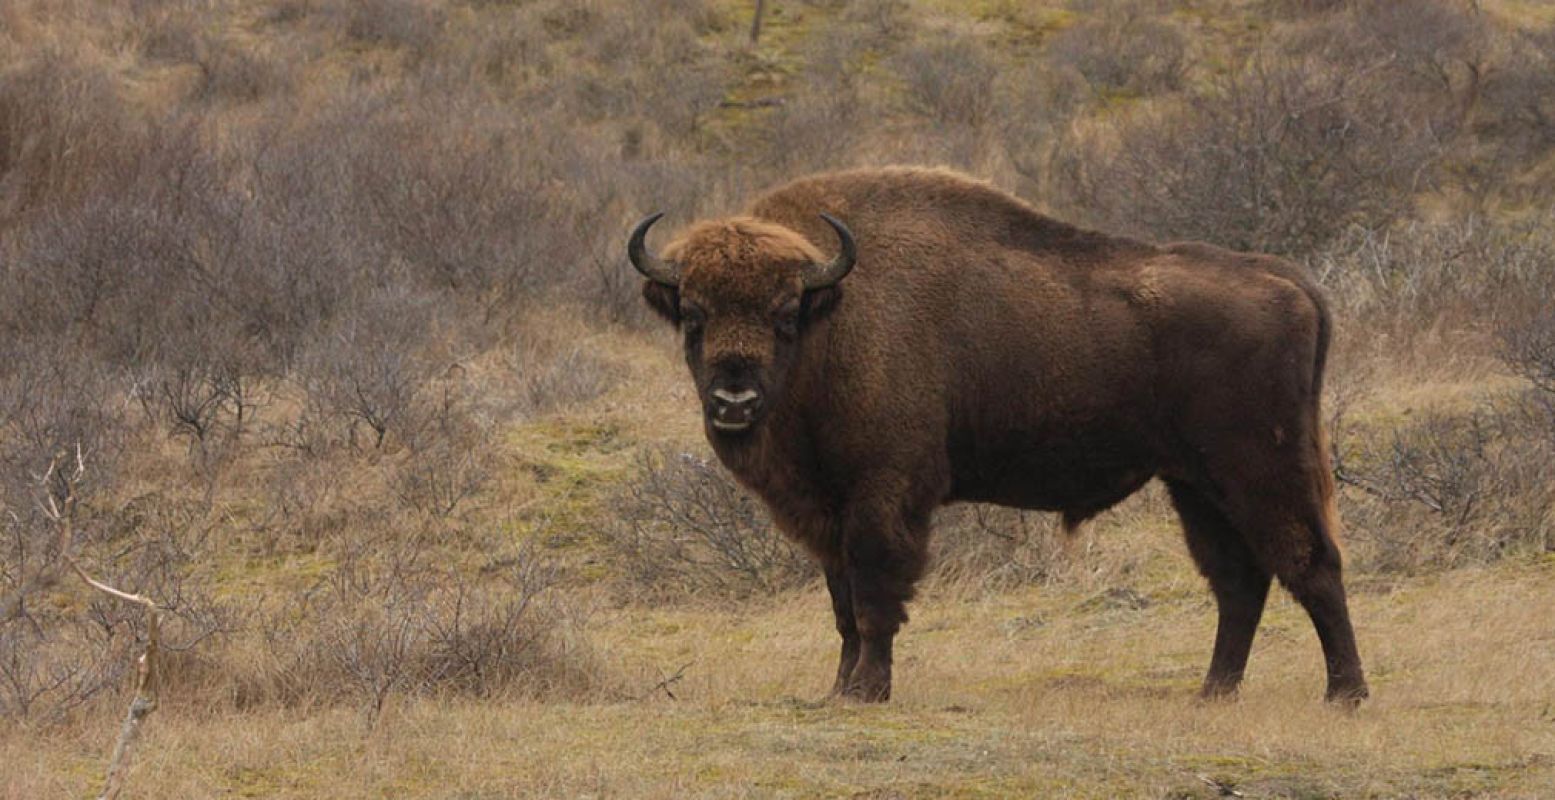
xmin=1314 ymin=418 xmax=1345 ymax=555
xmin=1303 ymin=275 xmax=1345 ymax=556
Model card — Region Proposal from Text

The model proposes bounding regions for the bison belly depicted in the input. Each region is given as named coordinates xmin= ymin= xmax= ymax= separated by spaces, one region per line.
xmin=946 ymin=426 xmax=1156 ymax=514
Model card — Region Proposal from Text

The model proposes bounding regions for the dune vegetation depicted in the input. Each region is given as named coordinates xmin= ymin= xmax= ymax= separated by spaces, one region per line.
xmin=2 ymin=0 xmax=1554 ymax=797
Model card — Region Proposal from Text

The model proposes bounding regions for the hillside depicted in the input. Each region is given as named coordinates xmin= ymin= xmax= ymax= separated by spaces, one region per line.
xmin=2 ymin=0 xmax=1554 ymax=797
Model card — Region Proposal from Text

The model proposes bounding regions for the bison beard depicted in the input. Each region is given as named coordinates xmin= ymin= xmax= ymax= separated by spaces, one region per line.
xmin=630 ymin=166 xmax=1368 ymax=706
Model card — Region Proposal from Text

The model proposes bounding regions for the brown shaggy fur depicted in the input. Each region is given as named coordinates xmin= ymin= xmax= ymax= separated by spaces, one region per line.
xmin=637 ymin=166 xmax=1367 ymax=704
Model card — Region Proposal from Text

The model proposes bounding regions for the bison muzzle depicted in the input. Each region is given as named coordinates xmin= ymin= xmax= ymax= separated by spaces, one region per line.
xmin=628 ymin=166 xmax=1368 ymax=706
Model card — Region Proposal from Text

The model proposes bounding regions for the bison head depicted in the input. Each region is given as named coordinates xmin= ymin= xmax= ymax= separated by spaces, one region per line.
xmin=628 ymin=213 xmax=856 ymax=437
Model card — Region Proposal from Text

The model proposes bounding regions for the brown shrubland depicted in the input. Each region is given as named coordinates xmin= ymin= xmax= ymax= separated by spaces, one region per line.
xmin=2 ymin=0 xmax=1554 ymax=796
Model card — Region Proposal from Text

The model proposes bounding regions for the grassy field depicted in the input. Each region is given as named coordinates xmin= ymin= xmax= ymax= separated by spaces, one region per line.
xmin=8 ymin=553 xmax=1555 ymax=797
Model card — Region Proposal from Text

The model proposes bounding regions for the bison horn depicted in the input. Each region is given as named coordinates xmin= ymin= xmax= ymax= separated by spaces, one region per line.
xmin=627 ymin=212 xmax=680 ymax=287
xmin=802 ymin=213 xmax=857 ymax=289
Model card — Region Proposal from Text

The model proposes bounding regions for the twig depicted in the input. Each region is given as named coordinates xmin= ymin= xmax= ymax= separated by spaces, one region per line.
xmin=718 ymin=97 xmax=786 ymax=109
xmin=2 ymin=450 xmax=81 ymax=622
xmin=1195 ymin=773 xmax=1245 ymax=797
xmin=1333 ymin=464 xmax=1393 ymax=501
xmin=640 ymin=661 xmax=694 ymax=701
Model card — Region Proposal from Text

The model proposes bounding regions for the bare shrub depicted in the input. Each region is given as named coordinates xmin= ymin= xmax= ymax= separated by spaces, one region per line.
xmin=567 ymin=12 xmax=727 ymax=141
xmin=1047 ymin=7 xmax=1188 ymax=96
xmin=419 ymin=13 xmax=552 ymax=93
xmin=239 ymin=539 xmax=592 ymax=721
xmin=0 ymin=352 xmax=123 ymax=502
xmin=0 ymin=49 xmax=142 ymax=222
xmin=137 ymin=6 xmax=203 ymax=64
xmin=263 ymin=0 xmax=314 ymax=25
xmin=1313 ymin=215 xmax=1555 ymax=327
xmin=1287 ymin=1 xmax=1555 ymax=209
xmin=997 ymin=53 xmax=1089 ymax=198
xmin=296 ymin=291 xmax=437 ymax=450
xmin=603 ymin=455 xmax=1079 ymax=599
xmin=0 ymin=354 xmax=125 ymax=688
xmin=394 ymin=386 xmax=495 ymax=519
xmin=1 ymin=192 xmax=189 ymax=361
xmin=1498 ymin=276 xmax=1555 ymax=436
xmin=757 ymin=84 xmax=865 ymax=174
xmin=601 ymin=446 xmax=813 ymax=601
xmin=1334 ymin=406 xmax=1554 ymax=572
xmin=414 ymin=555 xmax=583 ymax=698
xmin=584 ymin=242 xmax=654 ymax=327
xmin=193 ymin=38 xmax=297 ymax=104
xmin=140 ymin=366 xmax=227 ymax=447
xmin=581 ymin=175 xmax=709 ymax=325
xmin=499 ymin=330 xmax=625 ymax=418
xmin=1479 ymin=26 xmax=1555 ymax=164
xmin=843 ymin=0 xmax=911 ymax=38
xmin=1341 ymin=0 xmax=1490 ymax=103
xmin=395 ymin=444 xmax=490 ymax=518
xmin=893 ymin=36 xmax=1000 ymax=128
xmin=748 ymin=21 xmax=873 ymax=175
xmin=931 ymin=505 xmax=1066 ymax=591
xmin=0 ymin=608 xmax=134 ymax=720
xmin=1057 ymin=50 xmax=1441 ymax=256
xmin=346 ymin=110 xmax=560 ymax=305
xmin=261 ymin=456 xmax=341 ymax=541
xmin=336 ymin=0 xmax=446 ymax=53
xmin=1 ymin=453 xmax=230 ymax=721
xmin=1502 ymin=309 xmax=1555 ymax=400
xmin=1 ymin=124 xmax=308 ymax=381
xmin=520 ymin=347 xmax=622 ymax=415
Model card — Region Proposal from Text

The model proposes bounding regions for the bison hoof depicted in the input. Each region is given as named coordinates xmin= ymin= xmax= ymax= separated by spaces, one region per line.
xmin=833 ymin=675 xmax=895 ymax=700
xmin=840 ymin=686 xmax=890 ymax=703
xmin=1197 ymin=683 xmax=1242 ymax=703
xmin=838 ymin=678 xmax=891 ymax=703
xmin=1325 ymin=681 xmax=1369 ymax=710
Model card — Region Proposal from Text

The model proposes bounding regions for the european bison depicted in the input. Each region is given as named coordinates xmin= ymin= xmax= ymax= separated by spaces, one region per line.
xmin=628 ymin=166 xmax=1367 ymax=705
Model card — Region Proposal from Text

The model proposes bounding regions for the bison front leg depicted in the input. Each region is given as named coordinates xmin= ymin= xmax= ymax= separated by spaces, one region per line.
xmin=824 ymin=565 xmax=861 ymax=697
xmin=838 ymin=505 xmax=928 ymax=703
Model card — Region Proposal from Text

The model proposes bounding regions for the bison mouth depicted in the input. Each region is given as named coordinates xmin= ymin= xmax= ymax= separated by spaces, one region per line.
xmin=707 ymin=407 xmax=761 ymax=435
xmin=710 ymin=418 xmax=755 ymax=434
xmin=706 ymin=387 xmax=764 ymax=435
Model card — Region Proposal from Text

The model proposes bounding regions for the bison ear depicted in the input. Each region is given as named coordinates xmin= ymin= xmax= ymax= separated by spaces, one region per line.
xmin=801 ymin=285 xmax=842 ymax=324
xmin=642 ymin=281 xmax=681 ymax=325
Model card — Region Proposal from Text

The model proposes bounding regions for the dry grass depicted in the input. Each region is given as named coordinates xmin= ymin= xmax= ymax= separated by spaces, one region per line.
xmin=5 ymin=557 xmax=1553 ymax=798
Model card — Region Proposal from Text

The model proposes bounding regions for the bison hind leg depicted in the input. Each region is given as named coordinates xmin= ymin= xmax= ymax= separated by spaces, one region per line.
xmin=1178 ymin=450 xmax=1368 ymax=706
xmin=1268 ymin=519 xmax=1369 ymax=706
xmin=1165 ymin=479 xmax=1272 ymax=699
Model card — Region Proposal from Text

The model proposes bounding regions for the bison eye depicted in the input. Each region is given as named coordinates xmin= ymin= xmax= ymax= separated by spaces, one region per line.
xmin=681 ymin=304 xmax=706 ymax=336
xmin=774 ymin=299 xmax=801 ymax=341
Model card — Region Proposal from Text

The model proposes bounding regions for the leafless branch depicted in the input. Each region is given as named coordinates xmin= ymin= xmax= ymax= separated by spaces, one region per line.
xmin=32 ymin=447 xmax=164 ymax=800
xmin=639 ymin=661 xmax=693 ymax=701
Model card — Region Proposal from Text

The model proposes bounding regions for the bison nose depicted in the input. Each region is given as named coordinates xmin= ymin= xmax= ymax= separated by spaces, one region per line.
xmin=709 ymin=387 xmax=763 ymax=432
